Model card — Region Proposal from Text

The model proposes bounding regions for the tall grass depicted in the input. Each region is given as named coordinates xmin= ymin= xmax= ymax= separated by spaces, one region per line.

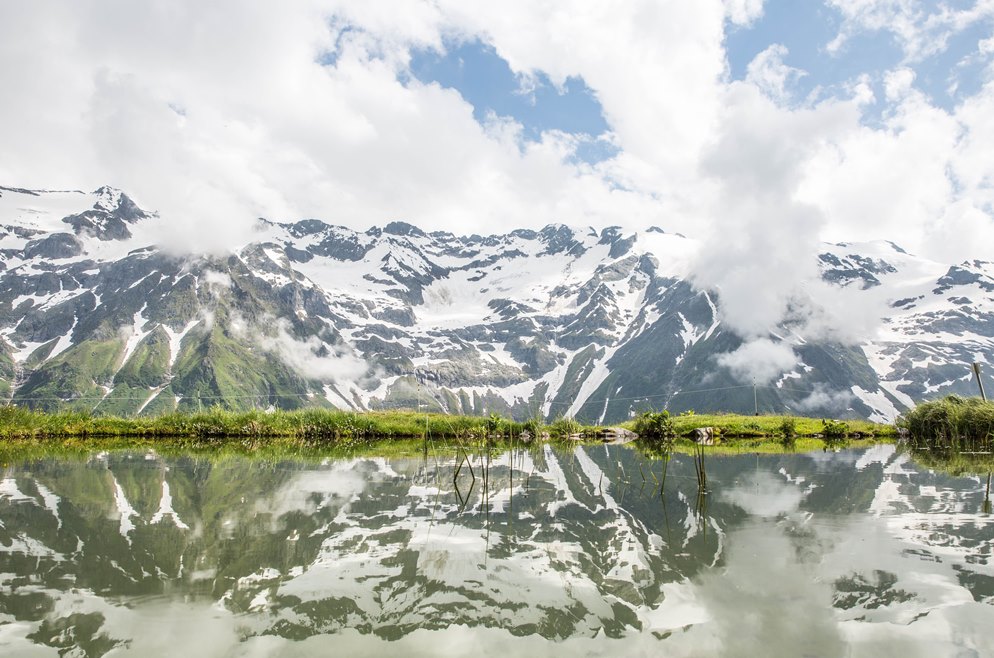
xmin=901 ymin=395 xmax=994 ymax=451
xmin=547 ymin=415 xmax=584 ymax=439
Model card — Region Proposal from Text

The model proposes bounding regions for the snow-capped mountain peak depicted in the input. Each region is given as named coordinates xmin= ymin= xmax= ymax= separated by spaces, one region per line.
xmin=1 ymin=185 xmax=990 ymax=422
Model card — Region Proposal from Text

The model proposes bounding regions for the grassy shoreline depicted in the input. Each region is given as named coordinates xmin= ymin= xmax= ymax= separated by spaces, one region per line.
xmin=0 ymin=406 xmax=896 ymax=443
xmin=666 ymin=412 xmax=894 ymax=439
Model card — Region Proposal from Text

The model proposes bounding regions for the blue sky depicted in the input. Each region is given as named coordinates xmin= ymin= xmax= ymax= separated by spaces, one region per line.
xmin=408 ymin=40 xmax=620 ymax=164
xmin=726 ymin=0 xmax=992 ymax=107
xmin=409 ymin=41 xmax=610 ymax=140
xmin=406 ymin=0 xmax=993 ymax=162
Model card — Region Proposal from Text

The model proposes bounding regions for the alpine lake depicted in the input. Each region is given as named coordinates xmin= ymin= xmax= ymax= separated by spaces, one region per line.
xmin=0 ymin=439 xmax=991 ymax=657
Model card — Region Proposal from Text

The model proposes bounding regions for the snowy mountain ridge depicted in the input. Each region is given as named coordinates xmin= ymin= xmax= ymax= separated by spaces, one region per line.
xmin=1 ymin=185 xmax=992 ymax=422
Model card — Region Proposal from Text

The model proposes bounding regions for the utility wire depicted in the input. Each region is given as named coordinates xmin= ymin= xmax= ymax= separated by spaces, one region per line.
xmin=544 ymin=384 xmax=755 ymax=406
xmin=5 ymin=382 xmax=841 ymax=406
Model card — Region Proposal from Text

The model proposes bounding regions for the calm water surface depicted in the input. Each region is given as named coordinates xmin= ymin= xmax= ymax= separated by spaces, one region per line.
xmin=0 ymin=443 xmax=991 ymax=656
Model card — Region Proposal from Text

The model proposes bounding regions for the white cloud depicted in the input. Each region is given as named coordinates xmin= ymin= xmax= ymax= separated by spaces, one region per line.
xmin=724 ymin=0 xmax=766 ymax=26
xmin=251 ymin=318 xmax=370 ymax=383
xmin=746 ymin=44 xmax=805 ymax=103
xmin=826 ymin=0 xmax=994 ymax=61
xmin=691 ymin=81 xmax=870 ymax=380
xmin=798 ymin=66 xmax=994 ymax=264
xmin=925 ymin=200 xmax=994 ymax=262
xmin=201 ymin=270 xmax=233 ymax=290
xmin=795 ymin=385 xmax=855 ymax=413
xmin=883 ymin=67 xmax=916 ymax=101
xmin=428 ymin=0 xmax=729 ymax=219
xmin=0 ymin=0 xmax=723 ymax=248
xmin=717 ymin=338 xmax=799 ymax=385
xmin=721 ymin=470 xmax=805 ymax=516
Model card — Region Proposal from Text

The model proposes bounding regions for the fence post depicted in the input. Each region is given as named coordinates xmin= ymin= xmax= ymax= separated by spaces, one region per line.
xmin=973 ymin=362 xmax=988 ymax=402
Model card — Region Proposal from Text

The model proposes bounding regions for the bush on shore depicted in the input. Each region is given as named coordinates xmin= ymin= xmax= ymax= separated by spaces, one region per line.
xmin=900 ymin=395 xmax=994 ymax=450
xmin=633 ymin=410 xmax=675 ymax=440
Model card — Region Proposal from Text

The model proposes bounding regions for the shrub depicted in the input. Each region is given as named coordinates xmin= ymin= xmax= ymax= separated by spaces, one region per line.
xmin=486 ymin=413 xmax=505 ymax=435
xmin=633 ymin=410 xmax=674 ymax=440
xmin=822 ymin=419 xmax=849 ymax=444
xmin=778 ymin=416 xmax=797 ymax=446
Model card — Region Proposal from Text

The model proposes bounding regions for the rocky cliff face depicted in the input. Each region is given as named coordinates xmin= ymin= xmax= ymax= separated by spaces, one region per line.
xmin=1 ymin=185 xmax=991 ymax=421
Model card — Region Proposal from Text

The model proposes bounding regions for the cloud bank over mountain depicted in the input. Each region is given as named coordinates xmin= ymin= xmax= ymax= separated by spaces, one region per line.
xmin=2 ymin=1 xmax=992 ymax=256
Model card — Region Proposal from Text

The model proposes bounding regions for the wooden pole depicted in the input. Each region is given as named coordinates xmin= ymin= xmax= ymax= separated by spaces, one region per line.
xmin=973 ymin=362 xmax=988 ymax=402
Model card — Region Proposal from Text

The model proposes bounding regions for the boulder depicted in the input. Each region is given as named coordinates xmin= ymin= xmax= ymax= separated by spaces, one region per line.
xmin=692 ymin=427 xmax=717 ymax=445
xmin=599 ymin=427 xmax=638 ymax=444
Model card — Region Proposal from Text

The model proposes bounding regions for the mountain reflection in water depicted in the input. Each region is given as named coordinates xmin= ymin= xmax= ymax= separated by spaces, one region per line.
xmin=0 ymin=444 xmax=991 ymax=656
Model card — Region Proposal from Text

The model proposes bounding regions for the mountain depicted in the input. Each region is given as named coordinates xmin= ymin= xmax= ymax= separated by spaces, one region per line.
xmin=1 ymin=185 xmax=992 ymax=422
